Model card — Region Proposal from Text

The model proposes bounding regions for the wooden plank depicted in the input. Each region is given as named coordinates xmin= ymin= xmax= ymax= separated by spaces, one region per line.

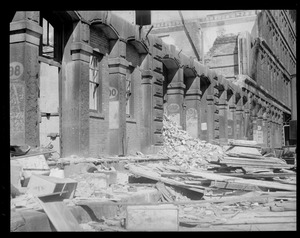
xmin=210 ymin=181 xmax=261 ymax=191
xmin=10 ymin=150 xmax=56 ymax=160
xmin=126 ymin=204 xmax=179 ymax=231
xmin=37 ymin=194 xmax=82 ymax=231
xmin=228 ymin=139 xmax=260 ymax=147
xmin=155 ymin=182 xmax=175 ymax=202
xmin=128 ymin=164 xmax=208 ymax=194
xmin=217 ymin=172 xmax=296 ymax=178
xmin=185 ymin=223 xmax=297 ymax=231
xmin=221 ymin=216 xmax=296 ymax=225
xmin=217 ymin=162 xmax=292 ymax=169
xmin=225 ymin=146 xmax=262 ymax=156
xmin=188 ymin=171 xmax=296 ymax=191
xmin=222 ymin=156 xmax=287 ymax=164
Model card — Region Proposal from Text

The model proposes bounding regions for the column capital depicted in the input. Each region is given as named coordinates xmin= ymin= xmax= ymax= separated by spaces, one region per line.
xmin=10 ymin=20 xmax=43 ymax=45
xmin=70 ymin=42 xmax=93 ymax=62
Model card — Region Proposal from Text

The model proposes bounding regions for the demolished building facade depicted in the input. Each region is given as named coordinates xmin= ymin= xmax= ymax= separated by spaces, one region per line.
xmin=10 ymin=10 xmax=297 ymax=158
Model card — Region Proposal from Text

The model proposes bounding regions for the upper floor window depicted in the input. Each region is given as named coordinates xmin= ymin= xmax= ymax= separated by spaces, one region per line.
xmin=42 ymin=18 xmax=54 ymax=58
xmin=39 ymin=13 xmax=63 ymax=61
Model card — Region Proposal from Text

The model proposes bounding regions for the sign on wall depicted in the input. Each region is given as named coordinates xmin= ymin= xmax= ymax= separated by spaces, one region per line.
xmin=201 ymin=122 xmax=207 ymax=131
xmin=109 ymin=87 xmax=118 ymax=100
xmin=167 ymin=103 xmax=180 ymax=113
xmin=109 ymin=101 xmax=119 ymax=129
xmin=186 ymin=108 xmax=198 ymax=138
xmin=10 ymin=62 xmax=24 ymax=80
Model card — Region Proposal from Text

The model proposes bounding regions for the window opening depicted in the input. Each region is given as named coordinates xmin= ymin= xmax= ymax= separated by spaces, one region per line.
xmin=41 ymin=18 xmax=55 ymax=58
xmin=89 ymin=55 xmax=100 ymax=111
xmin=126 ymin=67 xmax=134 ymax=117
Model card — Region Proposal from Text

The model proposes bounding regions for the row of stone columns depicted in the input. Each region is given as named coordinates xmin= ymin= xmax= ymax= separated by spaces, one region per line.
xmin=162 ymin=61 xmax=285 ymax=148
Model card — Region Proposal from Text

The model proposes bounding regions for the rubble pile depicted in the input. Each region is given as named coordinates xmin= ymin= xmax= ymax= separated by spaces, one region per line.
xmin=158 ymin=114 xmax=225 ymax=170
xmin=10 ymin=114 xmax=297 ymax=231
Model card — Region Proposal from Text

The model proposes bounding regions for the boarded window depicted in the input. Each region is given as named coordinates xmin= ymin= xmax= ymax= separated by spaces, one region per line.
xmin=89 ymin=55 xmax=100 ymax=111
xmin=126 ymin=67 xmax=134 ymax=117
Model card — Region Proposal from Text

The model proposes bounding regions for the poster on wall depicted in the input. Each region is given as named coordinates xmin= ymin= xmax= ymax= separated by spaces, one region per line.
xmin=186 ymin=108 xmax=198 ymax=138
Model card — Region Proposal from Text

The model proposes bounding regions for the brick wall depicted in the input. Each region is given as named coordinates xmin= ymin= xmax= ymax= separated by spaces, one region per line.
xmin=205 ymin=34 xmax=238 ymax=78
xmin=126 ymin=43 xmax=140 ymax=67
xmin=90 ymin=26 xmax=110 ymax=54
xmin=89 ymin=56 xmax=110 ymax=156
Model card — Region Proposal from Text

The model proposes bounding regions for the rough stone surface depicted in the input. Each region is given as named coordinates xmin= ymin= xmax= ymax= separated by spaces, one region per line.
xmin=158 ymin=114 xmax=225 ymax=170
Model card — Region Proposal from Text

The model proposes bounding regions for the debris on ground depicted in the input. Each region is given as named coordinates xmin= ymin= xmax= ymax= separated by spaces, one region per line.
xmin=10 ymin=114 xmax=296 ymax=231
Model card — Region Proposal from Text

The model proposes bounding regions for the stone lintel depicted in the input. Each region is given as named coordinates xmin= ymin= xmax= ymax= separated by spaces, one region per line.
xmin=10 ymin=20 xmax=43 ymax=35
xmin=167 ymin=82 xmax=185 ymax=89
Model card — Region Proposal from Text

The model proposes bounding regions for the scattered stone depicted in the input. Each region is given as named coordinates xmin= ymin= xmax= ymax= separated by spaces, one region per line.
xmin=158 ymin=114 xmax=226 ymax=170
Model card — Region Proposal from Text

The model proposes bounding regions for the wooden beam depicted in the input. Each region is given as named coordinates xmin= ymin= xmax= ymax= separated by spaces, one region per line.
xmin=188 ymin=171 xmax=296 ymax=191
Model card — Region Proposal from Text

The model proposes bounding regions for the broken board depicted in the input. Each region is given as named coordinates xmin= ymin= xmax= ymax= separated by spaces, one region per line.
xmin=37 ymin=193 xmax=82 ymax=231
xmin=27 ymin=174 xmax=77 ymax=199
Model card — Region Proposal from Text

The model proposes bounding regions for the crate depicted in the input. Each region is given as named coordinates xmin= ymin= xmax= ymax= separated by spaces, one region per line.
xmin=27 ymin=174 xmax=77 ymax=199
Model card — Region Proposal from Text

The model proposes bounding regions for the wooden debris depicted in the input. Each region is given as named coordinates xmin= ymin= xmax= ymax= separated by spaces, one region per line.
xmin=128 ymin=164 xmax=209 ymax=195
xmin=188 ymin=170 xmax=296 ymax=191
xmin=37 ymin=193 xmax=82 ymax=231
xmin=155 ymin=182 xmax=176 ymax=202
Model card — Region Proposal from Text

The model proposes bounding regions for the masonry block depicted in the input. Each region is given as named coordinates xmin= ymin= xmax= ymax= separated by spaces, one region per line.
xmin=126 ymin=204 xmax=179 ymax=231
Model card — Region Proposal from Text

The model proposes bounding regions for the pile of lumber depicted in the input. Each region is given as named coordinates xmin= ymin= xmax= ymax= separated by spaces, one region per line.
xmin=215 ymin=140 xmax=293 ymax=171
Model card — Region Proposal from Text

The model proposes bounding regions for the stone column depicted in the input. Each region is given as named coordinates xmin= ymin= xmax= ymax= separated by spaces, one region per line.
xmin=255 ymin=100 xmax=264 ymax=145
xmin=140 ymin=70 xmax=154 ymax=153
xmin=262 ymin=106 xmax=269 ymax=148
xmin=235 ymin=92 xmax=243 ymax=140
xmin=227 ymin=91 xmax=236 ymax=140
xmin=185 ymin=76 xmax=201 ymax=139
xmin=218 ymin=88 xmax=228 ymax=145
xmin=243 ymin=91 xmax=252 ymax=140
xmin=107 ymin=38 xmax=128 ymax=155
xmin=61 ymin=21 xmax=92 ymax=157
xmin=206 ymin=93 xmax=215 ymax=143
xmin=166 ymin=67 xmax=185 ymax=128
xmin=10 ymin=11 xmax=43 ymax=147
xmin=108 ymin=56 xmax=129 ymax=155
xmin=269 ymin=107 xmax=275 ymax=149
xmin=251 ymin=97 xmax=259 ymax=143
xmin=199 ymin=75 xmax=212 ymax=142
xmin=278 ymin=111 xmax=283 ymax=148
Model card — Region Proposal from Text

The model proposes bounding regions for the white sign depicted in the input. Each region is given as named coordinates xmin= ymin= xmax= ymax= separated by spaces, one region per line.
xmin=201 ymin=122 xmax=207 ymax=130
xmin=10 ymin=62 xmax=24 ymax=80
xmin=109 ymin=87 xmax=118 ymax=99
xmin=228 ymin=126 xmax=232 ymax=135
xmin=167 ymin=103 xmax=180 ymax=113
xmin=257 ymin=131 xmax=263 ymax=143
xmin=109 ymin=101 xmax=119 ymax=129
xmin=169 ymin=113 xmax=180 ymax=126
